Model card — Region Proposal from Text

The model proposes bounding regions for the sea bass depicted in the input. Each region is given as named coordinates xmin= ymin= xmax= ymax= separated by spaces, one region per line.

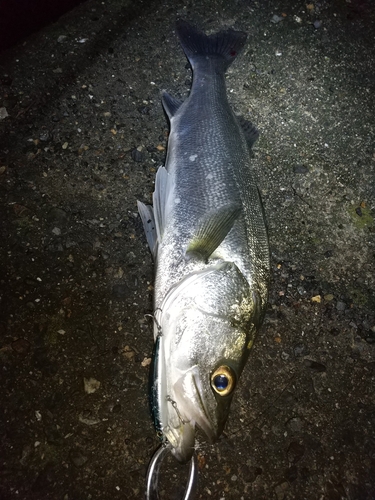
xmin=138 ymin=20 xmax=270 ymax=464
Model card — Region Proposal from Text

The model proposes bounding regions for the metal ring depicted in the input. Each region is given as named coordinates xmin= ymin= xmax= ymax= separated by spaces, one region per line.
xmin=145 ymin=444 xmax=198 ymax=500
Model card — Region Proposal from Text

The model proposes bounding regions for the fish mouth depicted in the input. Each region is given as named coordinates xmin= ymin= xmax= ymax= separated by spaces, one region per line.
xmin=164 ymin=368 xmax=217 ymax=463
xmin=164 ymin=421 xmax=195 ymax=463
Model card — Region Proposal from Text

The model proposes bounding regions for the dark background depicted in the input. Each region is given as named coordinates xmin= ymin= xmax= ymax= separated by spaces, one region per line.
xmin=0 ymin=0 xmax=88 ymax=51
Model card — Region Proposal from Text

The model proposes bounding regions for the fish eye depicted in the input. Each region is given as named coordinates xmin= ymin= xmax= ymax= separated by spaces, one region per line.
xmin=210 ymin=365 xmax=236 ymax=396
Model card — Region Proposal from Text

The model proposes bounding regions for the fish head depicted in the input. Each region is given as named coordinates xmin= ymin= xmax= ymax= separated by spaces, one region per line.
xmin=154 ymin=261 xmax=262 ymax=463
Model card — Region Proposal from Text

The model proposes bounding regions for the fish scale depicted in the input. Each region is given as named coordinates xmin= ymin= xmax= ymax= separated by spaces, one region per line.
xmin=138 ymin=20 xmax=270 ymax=468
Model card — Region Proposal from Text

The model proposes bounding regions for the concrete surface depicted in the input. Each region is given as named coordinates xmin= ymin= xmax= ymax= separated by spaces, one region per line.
xmin=0 ymin=0 xmax=374 ymax=498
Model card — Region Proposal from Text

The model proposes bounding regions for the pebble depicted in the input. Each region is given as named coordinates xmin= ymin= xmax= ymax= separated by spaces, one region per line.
xmin=20 ymin=444 xmax=32 ymax=464
xmin=131 ymin=148 xmax=145 ymax=162
xmin=65 ymin=239 xmax=77 ymax=248
xmin=293 ymin=343 xmax=309 ymax=357
xmin=304 ymin=359 xmax=326 ymax=372
xmin=286 ymin=417 xmax=304 ymax=433
xmin=141 ymin=357 xmax=151 ymax=367
xmin=325 ymin=480 xmax=349 ymax=499
xmin=336 ymin=301 xmax=346 ymax=311
xmin=13 ymin=204 xmax=30 ymax=217
xmin=122 ymin=372 xmax=144 ymax=388
xmin=293 ymin=164 xmax=309 ymax=174
xmin=330 ymin=327 xmax=340 ymax=336
xmin=112 ymin=283 xmax=131 ymax=299
xmin=365 ymin=332 xmax=375 ymax=344
xmin=313 ymin=20 xmax=322 ymax=29
xmin=78 ymin=414 xmax=101 ymax=425
xmin=83 ymin=377 xmax=101 ymax=394
xmin=0 ymin=107 xmax=9 ymax=120
xmin=69 ymin=449 xmax=88 ymax=468
xmin=284 ymin=465 xmax=298 ymax=483
xmin=364 ymin=437 xmax=375 ymax=459
xmin=11 ymin=338 xmax=30 ymax=354
xmin=274 ymin=481 xmax=289 ymax=500
xmin=25 ymin=277 xmax=38 ymax=285
xmin=46 ymin=207 xmax=68 ymax=225
xmin=52 ymin=227 xmax=61 ymax=236
xmin=244 ymin=466 xmax=262 ymax=483
xmin=287 ymin=441 xmax=305 ymax=463
xmin=44 ymin=426 xmax=64 ymax=445
xmin=271 ymin=14 xmax=284 ymax=23
xmin=32 ymin=461 xmax=54 ymax=490
xmin=39 ymin=131 xmax=50 ymax=142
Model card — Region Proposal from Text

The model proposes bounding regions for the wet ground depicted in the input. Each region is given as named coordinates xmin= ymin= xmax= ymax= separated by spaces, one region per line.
xmin=1 ymin=0 xmax=374 ymax=499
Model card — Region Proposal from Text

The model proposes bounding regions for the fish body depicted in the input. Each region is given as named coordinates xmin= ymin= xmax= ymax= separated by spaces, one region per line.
xmin=138 ymin=20 xmax=269 ymax=463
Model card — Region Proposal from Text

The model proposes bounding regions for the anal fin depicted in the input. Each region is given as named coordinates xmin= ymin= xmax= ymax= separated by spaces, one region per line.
xmin=162 ymin=91 xmax=183 ymax=120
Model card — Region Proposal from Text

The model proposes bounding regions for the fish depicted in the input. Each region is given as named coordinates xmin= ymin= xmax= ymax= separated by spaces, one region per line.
xmin=138 ymin=20 xmax=270 ymax=465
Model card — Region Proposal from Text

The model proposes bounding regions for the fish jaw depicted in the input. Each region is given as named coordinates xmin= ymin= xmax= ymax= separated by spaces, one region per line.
xmin=162 ymin=366 xmax=218 ymax=463
xmin=165 ymin=420 xmax=195 ymax=464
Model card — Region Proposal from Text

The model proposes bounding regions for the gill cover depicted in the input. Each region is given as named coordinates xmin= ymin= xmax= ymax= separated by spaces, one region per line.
xmin=150 ymin=261 xmax=260 ymax=463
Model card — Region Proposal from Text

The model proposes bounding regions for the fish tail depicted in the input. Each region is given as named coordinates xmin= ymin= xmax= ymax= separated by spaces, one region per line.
xmin=176 ymin=20 xmax=247 ymax=72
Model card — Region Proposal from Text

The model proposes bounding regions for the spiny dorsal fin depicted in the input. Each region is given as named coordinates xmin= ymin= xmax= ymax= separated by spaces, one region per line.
xmin=185 ymin=204 xmax=241 ymax=262
xmin=236 ymin=116 xmax=259 ymax=148
xmin=162 ymin=91 xmax=183 ymax=120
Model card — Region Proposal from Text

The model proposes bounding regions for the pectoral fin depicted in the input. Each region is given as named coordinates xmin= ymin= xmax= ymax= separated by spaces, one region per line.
xmin=153 ymin=165 xmax=173 ymax=245
xmin=185 ymin=204 xmax=241 ymax=262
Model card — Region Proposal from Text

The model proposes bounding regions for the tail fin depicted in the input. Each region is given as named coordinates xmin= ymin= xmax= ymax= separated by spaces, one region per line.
xmin=176 ymin=20 xmax=247 ymax=71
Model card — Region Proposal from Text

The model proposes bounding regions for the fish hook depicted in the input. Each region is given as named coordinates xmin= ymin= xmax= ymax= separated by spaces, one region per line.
xmin=145 ymin=443 xmax=198 ymax=500
xmin=144 ymin=310 xmax=163 ymax=337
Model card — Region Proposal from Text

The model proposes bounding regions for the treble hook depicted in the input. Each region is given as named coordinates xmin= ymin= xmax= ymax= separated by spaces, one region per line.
xmin=145 ymin=444 xmax=198 ymax=500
